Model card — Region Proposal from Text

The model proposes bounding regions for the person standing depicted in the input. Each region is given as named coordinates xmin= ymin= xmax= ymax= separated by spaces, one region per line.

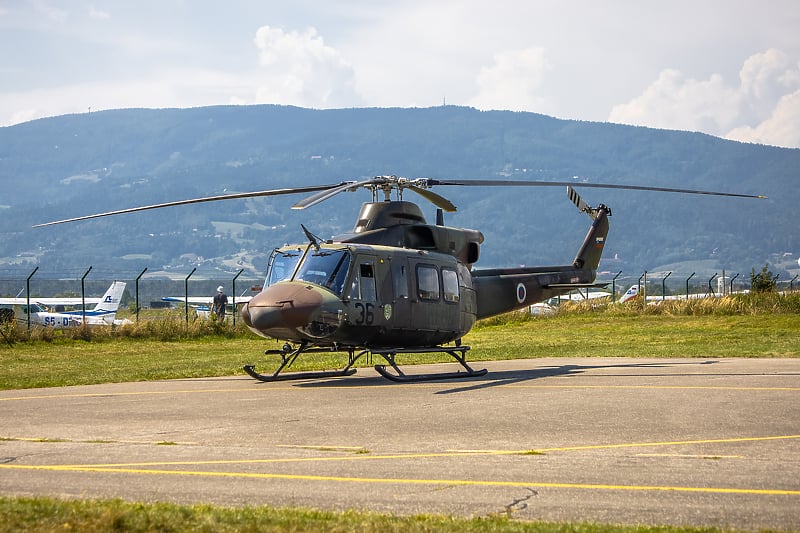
xmin=212 ymin=285 xmax=228 ymax=320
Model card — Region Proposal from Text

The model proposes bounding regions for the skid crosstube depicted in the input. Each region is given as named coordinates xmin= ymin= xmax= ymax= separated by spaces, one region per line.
xmin=372 ymin=346 xmax=487 ymax=382
xmin=243 ymin=344 xmax=486 ymax=383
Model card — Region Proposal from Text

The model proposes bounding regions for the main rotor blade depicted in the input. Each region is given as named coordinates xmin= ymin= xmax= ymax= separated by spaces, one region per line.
xmin=426 ymin=179 xmax=767 ymax=199
xmin=291 ymin=178 xmax=382 ymax=209
xmin=33 ymin=183 xmax=343 ymax=227
xmin=407 ymin=185 xmax=458 ymax=212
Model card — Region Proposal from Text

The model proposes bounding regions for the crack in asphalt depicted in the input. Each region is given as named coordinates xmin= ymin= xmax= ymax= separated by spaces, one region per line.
xmin=502 ymin=487 xmax=538 ymax=516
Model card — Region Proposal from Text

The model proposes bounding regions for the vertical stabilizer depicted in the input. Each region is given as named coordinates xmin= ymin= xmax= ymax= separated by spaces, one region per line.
xmin=572 ymin=207 xmax=610 ymax=270
xmin=567 ymin=186 xmax=611 ymax=271
xmin=93 ymin=281 xmax=126 ymax=313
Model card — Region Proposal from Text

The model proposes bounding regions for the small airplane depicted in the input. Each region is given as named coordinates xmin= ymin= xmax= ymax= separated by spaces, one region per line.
xmin=619 ymin=285 xmax=641 ymax=303
xmin=547 ymin=288 xmax=613 ymax=303
xmin=618 ymin=284 xmax=748 ymax=303
xmin=0 ymin=281 xmax=129 ymax=328
xmin=35 ymin=176 xmax=764 ymax=381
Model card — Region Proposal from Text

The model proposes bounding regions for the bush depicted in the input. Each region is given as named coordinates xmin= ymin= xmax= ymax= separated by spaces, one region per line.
xmin=751 ymin=263 xmax=777 ymax=293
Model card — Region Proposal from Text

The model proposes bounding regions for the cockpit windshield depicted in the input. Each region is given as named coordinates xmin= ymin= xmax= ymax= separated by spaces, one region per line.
xmin=264 ymin=249 xmax=302 ymax=289
xmin=293 ymin=248 xmax=351 ymax=296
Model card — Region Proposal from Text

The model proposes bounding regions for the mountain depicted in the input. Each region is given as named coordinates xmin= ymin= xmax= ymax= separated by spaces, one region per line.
xmin=1 ymin=105 xmax=797 ymax=288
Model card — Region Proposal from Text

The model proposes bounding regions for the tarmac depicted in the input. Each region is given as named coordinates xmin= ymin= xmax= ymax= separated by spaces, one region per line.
xmin=1 ymin=356 xmax=799 ymax=530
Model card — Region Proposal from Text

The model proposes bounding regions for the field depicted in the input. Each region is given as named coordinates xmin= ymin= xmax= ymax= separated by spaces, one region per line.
xmin=2 ymin=294 xmax=799 ymax=390
xmin=1 ymin=294 xmax=799 ymax=531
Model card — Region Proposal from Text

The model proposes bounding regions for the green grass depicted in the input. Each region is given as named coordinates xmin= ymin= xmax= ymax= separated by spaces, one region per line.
xmin=1 ymin=294 xmax=799 ymax=390
xmin=0 ymin=496 xmax=751 ymax=533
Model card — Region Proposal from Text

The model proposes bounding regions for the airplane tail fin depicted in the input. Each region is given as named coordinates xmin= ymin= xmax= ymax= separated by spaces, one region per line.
xmin=93 ymin=281 xmax=126 ymax=315
xmin=619 ymin=285 xmax=639 ymax=303
xmin=568 ymin=187 xmax=611 ymax=271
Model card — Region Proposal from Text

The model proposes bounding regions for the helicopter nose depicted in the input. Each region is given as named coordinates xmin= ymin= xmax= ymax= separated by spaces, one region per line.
xmin=242 ymin=281 xmax=343 ymax=340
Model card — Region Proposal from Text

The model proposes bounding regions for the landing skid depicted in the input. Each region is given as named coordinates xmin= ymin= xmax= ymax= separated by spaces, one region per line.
xmin=372 ymin=346 xmax=487 ymax=383
xmin=243 ymin=343 xmax=486 ymax=383
xmin=243 ymin=341 xmax=361 ymax=382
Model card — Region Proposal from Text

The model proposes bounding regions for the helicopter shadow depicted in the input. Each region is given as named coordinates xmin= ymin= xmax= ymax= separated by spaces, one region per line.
xmin=290 ymin=360 xmax=720 ymax=392
xmin=432 ymin=359 xmax=720 ymax=395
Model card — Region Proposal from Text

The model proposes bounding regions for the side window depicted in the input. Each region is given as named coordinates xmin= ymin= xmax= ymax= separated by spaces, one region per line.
xmin=350 ymin=260 xmax=377 ymax=301
xmin=442 ymin=268 xmax=459 ymax=303
xmin=417 ymin=264 xmax=440 ymax=301
xmin=392 ymin=261 xmax=409 ymax=299
xmin=359 ymin=263 xmax=376 ymax=302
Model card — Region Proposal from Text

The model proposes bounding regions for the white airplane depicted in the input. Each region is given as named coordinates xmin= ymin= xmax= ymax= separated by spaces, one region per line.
xmin=618 ymin=284 xmax=745 ymax=303
xmin=618 ymin=285 xmax=641 ymax=303
xmin=550 ymin=288 xmax=612 ymax=302
xmin=0 ymin=281 xmax=129 ymax=327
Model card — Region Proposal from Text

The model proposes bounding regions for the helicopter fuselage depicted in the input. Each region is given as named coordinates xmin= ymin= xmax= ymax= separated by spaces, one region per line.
xmin=242 ymin=241 xmax=476 ymax=349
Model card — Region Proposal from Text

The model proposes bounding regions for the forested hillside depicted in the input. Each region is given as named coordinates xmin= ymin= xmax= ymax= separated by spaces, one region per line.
xmin=1 ymin=105 xmax=797 ymax=288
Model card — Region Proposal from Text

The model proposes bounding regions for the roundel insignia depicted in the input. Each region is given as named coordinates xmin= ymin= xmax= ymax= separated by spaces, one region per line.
xmin=383 ymin=303 xmax=392 ymax=321
xmin=516 ymin=283 xmax=526 ymax=304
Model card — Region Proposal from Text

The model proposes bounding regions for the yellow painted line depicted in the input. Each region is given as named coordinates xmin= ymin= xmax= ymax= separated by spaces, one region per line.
xmin=1 ymin=383 xmax=798 ymax=403
xmin=0 ymin=387 xmax=286 ymax=402
xmin=459 ymin=434 xmax=800 ymax=455
xmin=1 ymin=463 xmax=797 ymax=496
xmin=46 ymin=452 xmax=490 ymax=469
xmin=275 ymin=444 xmax=367 ymax=451
xmin=18 ymin=434 xmax=798 ymax=469
xmin=507 ymin=384 xmax=800 ymax=391
xmin=636 ymin=454 xmax=744 ymax=459
xmin=530 ymin=434 xmax=800 ymax=453
xmin=0 ymin=436 xmax=198 ymax=445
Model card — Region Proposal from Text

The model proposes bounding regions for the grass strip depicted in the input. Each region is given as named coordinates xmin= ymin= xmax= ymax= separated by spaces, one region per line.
xmin=0 ymin=496 xmax=745 ymax=533
xmin=1 ymin=311 xmax=798 ymax=390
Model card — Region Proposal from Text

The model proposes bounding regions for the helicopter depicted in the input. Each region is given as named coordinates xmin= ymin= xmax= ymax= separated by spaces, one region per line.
xmin=36 ymin=176 xmax=764 ymax=382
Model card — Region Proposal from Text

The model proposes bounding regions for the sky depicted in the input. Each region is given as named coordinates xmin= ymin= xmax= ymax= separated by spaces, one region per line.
xmin=1 ymin=1 xmax=799 ymax=148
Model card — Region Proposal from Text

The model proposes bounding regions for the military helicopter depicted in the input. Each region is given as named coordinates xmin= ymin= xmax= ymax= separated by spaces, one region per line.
xmin=36 ymin=176 xmax=764 ymax=382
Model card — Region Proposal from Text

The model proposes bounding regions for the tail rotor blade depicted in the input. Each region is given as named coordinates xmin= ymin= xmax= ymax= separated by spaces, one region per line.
xmin=567 ymin=186 xmax=591 ymax=215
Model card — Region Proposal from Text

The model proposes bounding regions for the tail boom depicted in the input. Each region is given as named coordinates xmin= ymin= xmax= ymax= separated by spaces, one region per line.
xmin=472 ymin=203 xmax=610 ymax=320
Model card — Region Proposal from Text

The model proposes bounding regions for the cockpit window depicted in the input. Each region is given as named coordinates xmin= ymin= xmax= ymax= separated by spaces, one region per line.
xmin=294 ymin=249 xmax=351 ymax=296
xmin=265 ymin=249 xmax=302 ymax=288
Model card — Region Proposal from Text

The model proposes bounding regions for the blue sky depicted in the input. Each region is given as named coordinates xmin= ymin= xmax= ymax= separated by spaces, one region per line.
xmin=2 ymin=0 xmax=799 ymax=147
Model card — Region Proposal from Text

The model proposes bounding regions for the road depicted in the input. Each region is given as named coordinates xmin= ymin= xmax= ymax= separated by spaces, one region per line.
xmin=1 ymin=357 xmax=799 ymax=530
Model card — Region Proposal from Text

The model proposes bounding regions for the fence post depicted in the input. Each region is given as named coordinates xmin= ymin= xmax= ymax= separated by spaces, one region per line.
xmin=184 ymin=268 xmax=196 ymax=326
xmin=135 ymin=268 xmax=147 ymax=321
xmin=661 ymin=271 xmax=672 ymax=301
xmin=25 ymin=266 xmax=39 ymax=330
xmin=729 ymin=273 xmax=739 ymax=295
xmin=232 ymin=269 xmax=244 ymax=326
xmin=80 ymin=266 xmax=92 ymax=324
xmin=685 ymin=272 xmax=695 ymax=300
xmin=707 ymin=273 xmax=718 ymax=297
xmin=611 ymin=271 xmax=622 ymax=301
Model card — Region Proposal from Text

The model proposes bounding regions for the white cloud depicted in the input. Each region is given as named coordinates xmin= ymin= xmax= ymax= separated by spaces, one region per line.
xmin=251 ymin=25 xmax=361 ymax=108
xmin=608 ymin=69 xmax=741 ymax=134
xmin=88 ymin=7 xmax=111 ymax=20
xmin=726 ymin=90 xmax=800 ymax=147
xmin=0 ymin=67 xmax=248 ymax=124
xmin=469 ymin=47 xmax=552 ymax=113
xmin=31 ymin=0 xmax=68 ymax=22
xmin=609 ymin=49 xmax=800 ymax=148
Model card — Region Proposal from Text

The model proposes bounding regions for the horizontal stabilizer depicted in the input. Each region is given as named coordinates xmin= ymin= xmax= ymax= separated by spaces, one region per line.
xmin=544 ymin=282 xmax=610 ymax=289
